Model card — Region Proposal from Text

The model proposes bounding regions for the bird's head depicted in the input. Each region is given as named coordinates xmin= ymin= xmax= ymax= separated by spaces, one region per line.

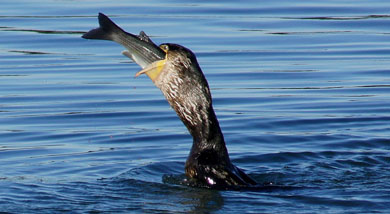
xmin=136 ymin=44 xmax=202 ymax=86
xmin=135 ymin=43 xmax=213 ymax=132
xmin=136 ymin=43 xmax=211 ymax=105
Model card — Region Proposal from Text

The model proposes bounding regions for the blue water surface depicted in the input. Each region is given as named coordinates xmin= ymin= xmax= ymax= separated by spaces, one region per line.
xmin=0 ymin=0 xmax=389 ymax=213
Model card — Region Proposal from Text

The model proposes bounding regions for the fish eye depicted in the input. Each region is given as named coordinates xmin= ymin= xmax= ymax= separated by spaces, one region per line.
xmin=160 ymin=44 xmax=169 ymax=52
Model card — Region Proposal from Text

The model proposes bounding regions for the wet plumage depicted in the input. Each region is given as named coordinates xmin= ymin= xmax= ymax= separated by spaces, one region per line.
xmin=82 ymin=13 xmax=257 ymax=189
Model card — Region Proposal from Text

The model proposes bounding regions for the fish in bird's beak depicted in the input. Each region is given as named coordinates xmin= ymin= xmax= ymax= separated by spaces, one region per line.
xmin=134 ymin=44 xmax=170 ymax=82
xmin=82 ymin=13 xmax=165 ymax=69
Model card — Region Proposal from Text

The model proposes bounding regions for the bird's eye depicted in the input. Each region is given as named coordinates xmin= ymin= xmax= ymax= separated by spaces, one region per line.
xmin=160 ymin=44 xmax=169 ymax=52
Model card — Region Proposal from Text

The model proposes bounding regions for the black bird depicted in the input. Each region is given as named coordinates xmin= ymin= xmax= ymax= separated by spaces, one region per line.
xmin=82 ymin=13 xmax=257 ymax=189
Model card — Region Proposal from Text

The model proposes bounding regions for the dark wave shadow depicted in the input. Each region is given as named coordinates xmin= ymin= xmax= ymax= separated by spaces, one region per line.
xmin=1 ymin=28 xmax=85 ymax=35
xmin=299 ymin=14 xmax=390 ymax=20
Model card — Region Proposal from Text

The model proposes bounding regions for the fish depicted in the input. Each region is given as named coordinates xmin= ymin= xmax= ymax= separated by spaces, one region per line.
xmin=82 ymin=13 xmax=165 ymax=69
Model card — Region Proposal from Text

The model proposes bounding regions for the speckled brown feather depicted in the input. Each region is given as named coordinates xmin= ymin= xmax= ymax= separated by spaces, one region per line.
xmin=152 ymin=44 xmax=257 ymax=188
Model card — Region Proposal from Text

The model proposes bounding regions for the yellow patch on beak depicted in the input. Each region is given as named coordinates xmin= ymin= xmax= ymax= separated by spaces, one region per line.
xmin=135 ymin=45 xmax=169 ymax=82
xmin=135 ymin=59 xmax=166 ymax=82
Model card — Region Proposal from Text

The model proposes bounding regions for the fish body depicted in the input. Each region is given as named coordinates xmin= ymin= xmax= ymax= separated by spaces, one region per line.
xmin=82 ymin=13 xmax=165 ymax=68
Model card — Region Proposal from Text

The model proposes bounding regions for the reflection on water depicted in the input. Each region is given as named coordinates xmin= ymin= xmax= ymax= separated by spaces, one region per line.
xmin=0 ymin=0 xmax=389 ymax=213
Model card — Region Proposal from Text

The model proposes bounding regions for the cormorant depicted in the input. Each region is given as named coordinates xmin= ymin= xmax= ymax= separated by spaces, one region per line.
xmin=82 ymin=13 xmax=257 ymax=189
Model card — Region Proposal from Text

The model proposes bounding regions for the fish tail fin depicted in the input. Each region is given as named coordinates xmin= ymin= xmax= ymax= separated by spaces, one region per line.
xmin=82 ymin=13 xmax=124 ymax=40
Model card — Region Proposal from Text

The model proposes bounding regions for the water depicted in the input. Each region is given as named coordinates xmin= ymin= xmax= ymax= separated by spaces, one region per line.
xmin=1 ymin=0 xmax=389 ymax=213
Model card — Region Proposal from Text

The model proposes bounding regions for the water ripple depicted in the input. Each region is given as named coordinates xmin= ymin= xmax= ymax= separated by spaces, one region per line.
xmin=1 ymin=0 xmax=389 ymax=213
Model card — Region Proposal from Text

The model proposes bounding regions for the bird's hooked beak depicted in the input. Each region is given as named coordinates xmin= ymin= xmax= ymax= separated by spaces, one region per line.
xmin=135 ymin=44 xmax=169 ymax=83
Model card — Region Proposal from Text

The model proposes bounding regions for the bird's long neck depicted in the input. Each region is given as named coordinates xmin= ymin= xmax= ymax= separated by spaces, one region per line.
xmin=155 ymin=48 xmax=231 ymax=164
xmin=159 ymin=71 xmax=230 ymax=164
xmin=173 ymin=97 xmax=230 ymax=164
xmin=186 ymin=103 xmax=226 ymax=150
